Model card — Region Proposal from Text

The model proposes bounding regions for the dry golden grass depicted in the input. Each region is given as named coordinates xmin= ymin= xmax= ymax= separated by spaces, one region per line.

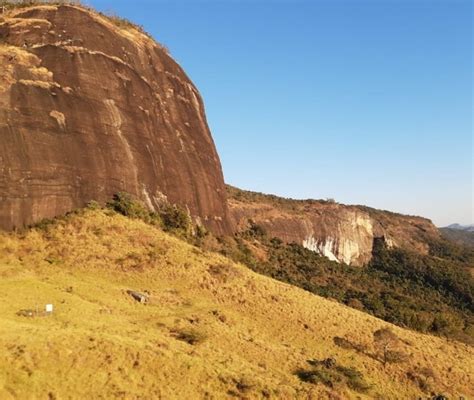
xmin=0 ymin=210 xmax=472 ymax=399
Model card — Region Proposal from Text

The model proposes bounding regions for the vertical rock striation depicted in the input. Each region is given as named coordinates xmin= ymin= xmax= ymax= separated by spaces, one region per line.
xmin=0 ymin=4 xmax=232 ymax=234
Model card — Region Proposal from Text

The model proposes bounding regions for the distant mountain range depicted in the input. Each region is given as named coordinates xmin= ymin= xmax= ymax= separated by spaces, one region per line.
xmin=444 ymin=224 xmax=474 ymax=232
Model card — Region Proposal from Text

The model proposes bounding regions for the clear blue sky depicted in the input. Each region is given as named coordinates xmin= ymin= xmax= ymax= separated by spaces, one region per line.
xmin=88 ymin=0 xmax=472 ymax=226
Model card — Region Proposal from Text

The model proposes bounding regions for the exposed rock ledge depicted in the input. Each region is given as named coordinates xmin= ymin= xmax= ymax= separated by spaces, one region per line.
xmin=227 ymin=186 xmax=440 ymax=266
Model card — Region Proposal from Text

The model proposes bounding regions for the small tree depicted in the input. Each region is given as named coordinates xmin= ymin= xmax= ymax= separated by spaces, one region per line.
xmin=159 ymin=203 xmax=191 ymax=233
xmin=107 ymin=192 xmax=150 ymax=220
xmin=373 ymin=328 xmax=402 ymax=365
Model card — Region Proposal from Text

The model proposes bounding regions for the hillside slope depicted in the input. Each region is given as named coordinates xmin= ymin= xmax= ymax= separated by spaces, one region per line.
xmin=0 ymin=3 xmax=231 ymax=234
xmin=0 ymin=209 xmax=472 ymax=399
xmin=441 ymin=227 xmax=474 ymax=248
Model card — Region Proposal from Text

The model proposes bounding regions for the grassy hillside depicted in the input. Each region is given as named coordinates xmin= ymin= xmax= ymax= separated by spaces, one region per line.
xmin=0 ymin=209 xmax=473 ymax=399
xmin=217 ymin=223 xmax=474 ymax=345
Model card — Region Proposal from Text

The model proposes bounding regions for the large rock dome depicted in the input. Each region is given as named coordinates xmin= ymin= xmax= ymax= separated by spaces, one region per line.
xmin=0 ymin=4 xmax=232 ymax=234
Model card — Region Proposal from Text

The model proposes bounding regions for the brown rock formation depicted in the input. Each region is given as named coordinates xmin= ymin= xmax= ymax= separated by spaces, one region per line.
xmin=227 ymin=186 xmax=440 ymax=266
xmin=0 ymin=4 xmax=232 ymax=234
xmin=0 ymin=4 xmax=442 ymax=263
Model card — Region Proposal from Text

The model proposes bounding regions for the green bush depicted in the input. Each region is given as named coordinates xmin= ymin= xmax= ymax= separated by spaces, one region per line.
xmin=30 ymin=217 xmax=55 ymax=231
xmin=243 ymin=220 xmax=267 ymax=239
xmin=296 ymin=359 xmax=370 ymax=393
xmin=335 ymin=365 xmax=372 ymax=392
xmin=106 ymin=192 xmax=197 ymax=241
xmin=159 ymin=203 xmax=191 ymax=233
xmin=107 ymin=192 xmax=153 ymax=222
xmin=432 ymin=312 xmax=465 ymax=335
xmin=86 ymin=200 xmax=101 ymax=210
xmin=296 ymin=368 xmax=343 ymax=388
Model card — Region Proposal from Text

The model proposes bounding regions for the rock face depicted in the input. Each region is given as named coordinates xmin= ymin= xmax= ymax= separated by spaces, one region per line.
xmin=0 ymin=4 xmax=442 ymax=260
xmin=0 ymin=5 xmax=232 ymax=234
xmin=227 ymin=186 xmax=440 ymax=266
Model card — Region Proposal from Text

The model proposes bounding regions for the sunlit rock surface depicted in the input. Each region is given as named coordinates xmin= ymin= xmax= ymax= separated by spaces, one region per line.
xmin=0 ymin=5 xmax=232 ymax=234
xmin=228 ymin=186 xmax=440 ymax=266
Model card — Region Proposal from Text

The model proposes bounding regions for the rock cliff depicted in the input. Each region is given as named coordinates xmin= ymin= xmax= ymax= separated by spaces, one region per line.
xmin=0 ymin=4 xmax=443 ymax=262
xmin=227 ymin=186 xmax=440 ymax=266
xmin=0 ymin=4 xmax=232 ymax=234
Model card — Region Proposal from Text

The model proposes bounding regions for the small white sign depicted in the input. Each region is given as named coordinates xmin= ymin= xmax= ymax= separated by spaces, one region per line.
xmin=45 ymin=304 xmax=53 ymax=313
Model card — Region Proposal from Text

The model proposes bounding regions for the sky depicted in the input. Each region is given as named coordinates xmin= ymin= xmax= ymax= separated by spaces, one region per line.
xmin=88 ymin=0 xmax=472 ymax=227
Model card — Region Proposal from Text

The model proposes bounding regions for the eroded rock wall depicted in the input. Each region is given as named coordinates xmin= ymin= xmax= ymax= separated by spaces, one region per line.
xmin=228 ymin=186 xmax=440 ymax=266
xmin=0 ymin=5 xmax=232 ymax=234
